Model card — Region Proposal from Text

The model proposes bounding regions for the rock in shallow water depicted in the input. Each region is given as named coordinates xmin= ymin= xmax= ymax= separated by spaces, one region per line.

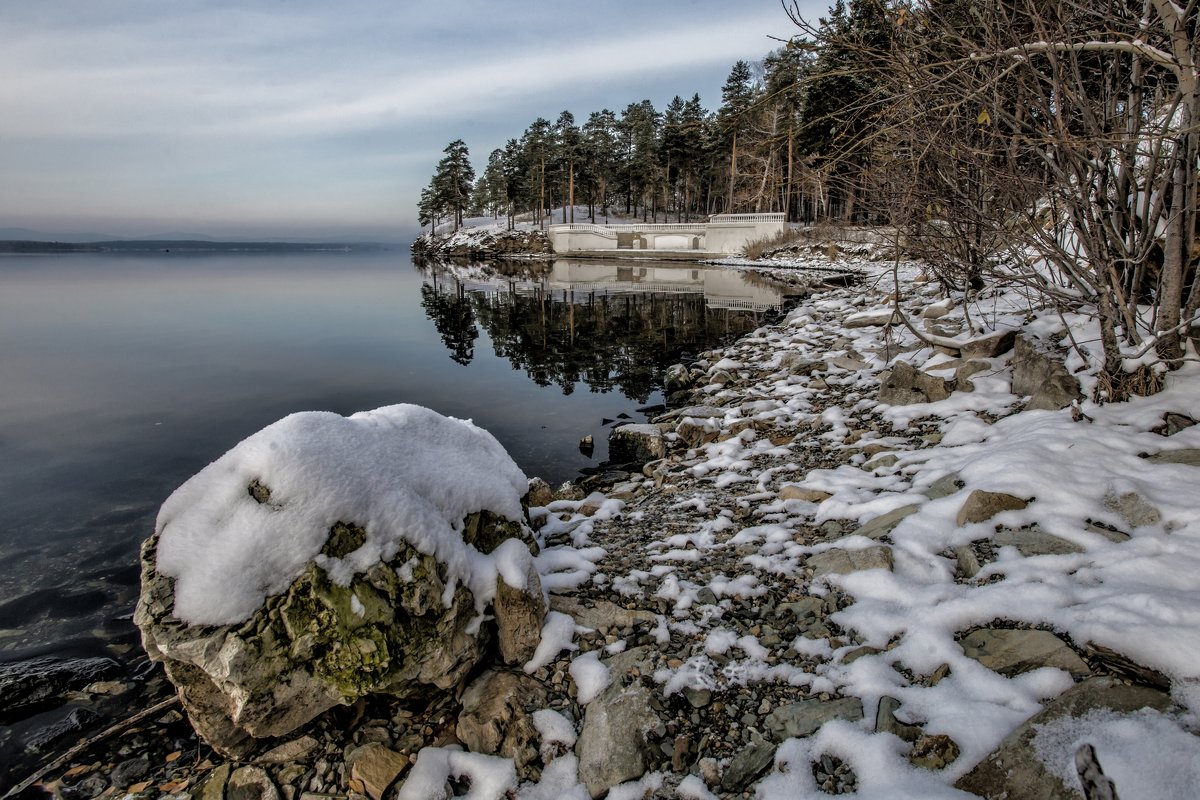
xmin=135 ymin=405 xmax=545 ymax=757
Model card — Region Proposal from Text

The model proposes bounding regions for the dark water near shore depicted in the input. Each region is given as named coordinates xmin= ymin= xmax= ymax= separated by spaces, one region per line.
xmin=0 ymin=251 xmax=785 ymax=663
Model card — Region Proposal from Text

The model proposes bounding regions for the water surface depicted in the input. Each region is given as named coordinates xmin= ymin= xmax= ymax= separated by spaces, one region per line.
xmin=0 ymin=251 xmax=784 ymax=659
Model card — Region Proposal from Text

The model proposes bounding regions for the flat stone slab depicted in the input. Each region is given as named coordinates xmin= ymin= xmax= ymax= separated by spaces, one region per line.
xmin=960 ymin=628 xmax=1090 ymax=678
xmin=955 ymin=678 xmax=1172 ymax=799
xmin=993 ymin=527 xmax=1083 ymax=557
xmin=854 ymin=505 xmax=919 ymax=540
xmin=807 ymin=545 xmax=893 ymax=576
xmin=845 ymin=309 xmax=901 ymax=328
xmin=957 ymin=490 xmax=1030 ymax=525
xmin=1142 ymin=448 xmax=1200 ymax=467
xmin=549 ymin=597 xmax=657 ymax=634
xmin=765 ymin=697 xmax=864 ymax=740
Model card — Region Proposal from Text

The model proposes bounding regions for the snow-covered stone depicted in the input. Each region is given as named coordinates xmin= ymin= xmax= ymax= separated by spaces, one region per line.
xmin=955 ymin=678 xmax=1172 ymax=799
xmin=136 ymin=405 xmax=543 ymax=756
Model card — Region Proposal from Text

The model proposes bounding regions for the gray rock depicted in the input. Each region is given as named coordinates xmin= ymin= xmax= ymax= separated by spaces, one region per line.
xmin=494 ymin=559 xmax=547 ymax=666
xmin=778 ymin=597 xmax=825 ymax=622
xmin=456 ymin=670 xmax=546 ymax=770
xmin=1011 ymin=334 xmax=1082 ymax=410
xmin=1102 ymin=492 xmax=1161 ymax=529
xmin=721 ymin=737 xmax=777 ymax=792
xmin=855 ymin=505 xmax=920 ymax=539
xmin=255 ymin=735 xmax=319 ymax=765
xmin=807 ymin=546 xmax=893 ymax=576
xmin=25 ymin=707 xmax=100 ymax=752
xmin=959 ymin=628 xmax=1090 ymax=678
xmin=669 ymin=405 xmax=727 ymax=421
xmin=193 ymin=763 xmax=232 ymax=800
xmin=878 ymin=361 xmax=954 ymax=406
xmin=954 ymin=546 xmax=982 ymax=579
xmin=548 ymin=597 xmax=657 ymax=634
xmin=663 ymin=364 xmax=695 ymax=395
xmin=0 ymin=656 xmax=122 ymax=719
xmin=1157 ymin=412 xmax=1196 ymax=436
xmin=608 ymin=424 xmax=666 ymax=464
xmin=576 ymin=683 xmax=660 ymax=798
xmin=676 ymin=418 xmax=720 ymax=449
xmin=109 ymin=755 xmax=151 ymax=789
xmin=1142 ymin=448 xmax=1200 ymax=467
xmin=779 ymin=485 xmax=832 ymax=503
xmin=958 ymin=330 xmax=1016 ymax=360
xmin=925 ymin=474 xmax=962 ymax=500
xmin=955 ymin=678 xmax=1171 ymax=799
xmin=766 ymin=697 xmax=863 ymax=740
xmin=909 ymin=734 xmax=960 ymax=770
xmin=227 ymin=766 xmax=281 ymax=800
xmin=993 ymin=526 xmax=1083 ymax=557
xmin=828 ymin=356 xmax=868 ymax=371
xmin=525 ymin=478 xmax=554 ymax=508
xmin=875 ymin=696 xmax=921 ymax=742
xmin=956 ymin=490 xmax=1029 ymax=525
xmin=955 ymin=359 xmax=993 ymax=391
xmin=137 ymin=506 xmax=540 ymax=757
xmin=347 ymin=744 xmax=409 ymax=800
xmin=866 ymin=453 xmax=899 ymax=469
xmin=780 ymin=353 xmax=825 ymax=375
xmin=845 ymin=309 xmax=901 ymax=328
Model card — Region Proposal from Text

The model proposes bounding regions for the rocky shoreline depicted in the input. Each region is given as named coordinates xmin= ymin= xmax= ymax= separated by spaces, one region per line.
xmin=411 ymin=226 xmax=552 ymax=261
xmin=6 ymin=252 xmax=1199 ymax=799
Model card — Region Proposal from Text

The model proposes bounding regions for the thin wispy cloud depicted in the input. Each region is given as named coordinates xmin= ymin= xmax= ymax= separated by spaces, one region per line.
xmin=0 ymin=1 xmax=818 ymax=238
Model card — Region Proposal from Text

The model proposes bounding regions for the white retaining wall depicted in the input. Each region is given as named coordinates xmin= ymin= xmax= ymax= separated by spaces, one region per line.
xmin=547 ymin=214 xmax=785 ymax=256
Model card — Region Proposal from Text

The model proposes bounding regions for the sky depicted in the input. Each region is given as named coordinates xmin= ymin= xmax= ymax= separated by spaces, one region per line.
xmin=1 ymin=1 xmax=828 ymax=242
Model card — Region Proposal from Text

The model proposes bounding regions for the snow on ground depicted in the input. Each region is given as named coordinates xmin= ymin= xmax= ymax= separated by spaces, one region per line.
xmin=406 ymin=252 xmax=1200 ymax=798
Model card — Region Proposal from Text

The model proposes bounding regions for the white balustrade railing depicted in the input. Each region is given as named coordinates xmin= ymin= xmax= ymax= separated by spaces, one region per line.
xmin=548 ymin=223 xmax=708 ymax=234
xmin=707 ymin=213 xmax=786 ymax=224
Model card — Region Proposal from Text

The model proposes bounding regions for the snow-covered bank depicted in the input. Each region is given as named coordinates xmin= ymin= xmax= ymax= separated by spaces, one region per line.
xmin=22 ymin=251 xmax=1200 ymax=799
xmin=442 ymin=251 xmax=1200 ymax=798
xmin=412 ymin=222 xmax=552 ymax=261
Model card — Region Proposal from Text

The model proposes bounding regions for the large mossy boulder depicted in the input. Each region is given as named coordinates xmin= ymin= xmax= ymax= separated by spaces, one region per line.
xmin=135 ymin=405 xmax=545 ymax=757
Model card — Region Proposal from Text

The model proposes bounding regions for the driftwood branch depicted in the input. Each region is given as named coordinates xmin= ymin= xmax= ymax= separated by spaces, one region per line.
xmin=4 ymin=695 xmax=180 ymax=799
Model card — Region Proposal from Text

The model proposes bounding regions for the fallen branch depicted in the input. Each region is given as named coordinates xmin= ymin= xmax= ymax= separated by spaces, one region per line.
xmin=4 ymin=695 xmax=180 ymax=799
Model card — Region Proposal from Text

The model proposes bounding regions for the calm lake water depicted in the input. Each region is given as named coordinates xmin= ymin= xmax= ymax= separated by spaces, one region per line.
xmin=0 ymin=250 xmax=786 ymax=661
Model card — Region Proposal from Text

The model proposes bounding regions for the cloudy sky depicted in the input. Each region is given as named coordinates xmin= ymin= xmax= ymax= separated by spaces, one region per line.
xmin=1 ymin=1 xmax=825 ymax=242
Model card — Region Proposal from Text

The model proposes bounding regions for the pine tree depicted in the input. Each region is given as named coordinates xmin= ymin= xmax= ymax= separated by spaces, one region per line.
xmin=582 ymin=110 xmax=619 ymax=221
xmin=431 ymin=139 xmax=475 ymax=231
xmin=719 ymin=60 xmax=756 ymax=212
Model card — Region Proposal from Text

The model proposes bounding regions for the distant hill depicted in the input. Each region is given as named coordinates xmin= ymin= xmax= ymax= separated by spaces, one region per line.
xmin=0 ymin=228 xmax=408 ymax=245
xmin=0 ymin=239 xmax=397 ymax=254
xmin=0 ymin=227 xmax=119 ymax=243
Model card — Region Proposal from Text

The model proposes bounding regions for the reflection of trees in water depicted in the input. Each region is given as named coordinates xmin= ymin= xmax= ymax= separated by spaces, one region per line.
xmin=418 ymin=266 xmax=764 ymax=401
xmin=420 ymin=280 xmax=478 ymax=365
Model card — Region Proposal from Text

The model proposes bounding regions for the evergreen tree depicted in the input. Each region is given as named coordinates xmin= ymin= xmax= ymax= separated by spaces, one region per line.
xmin=718 ymin=60 xmax=756 ymax=212
xmin=431 ymin=139 xmax=475 ymax=231
xmin=582 ymin=110 xmax=620 ymax=221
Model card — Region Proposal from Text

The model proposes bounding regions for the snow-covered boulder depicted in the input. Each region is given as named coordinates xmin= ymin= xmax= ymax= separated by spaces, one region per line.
xmin=135 ymin=405 xmax=545 ymax=757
